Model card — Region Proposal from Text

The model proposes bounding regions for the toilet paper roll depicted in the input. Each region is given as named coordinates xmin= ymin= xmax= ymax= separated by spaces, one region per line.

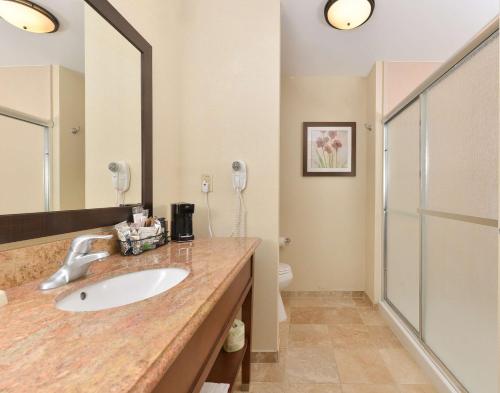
xmin=279 ymin=237 xmax=291 ymax=247
xmin=223 ymin=319 xmax=245 ymax=353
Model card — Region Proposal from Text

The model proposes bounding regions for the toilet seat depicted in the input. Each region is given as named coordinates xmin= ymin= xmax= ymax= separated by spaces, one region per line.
xmin=278 ymin=263 xmax=293 ymax=291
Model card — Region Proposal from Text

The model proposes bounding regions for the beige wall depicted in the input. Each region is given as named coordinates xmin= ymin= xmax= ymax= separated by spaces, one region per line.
xmin=281 ymin=76 xmax=368 ymax=292
xmin=52 ymin=66 xmax=86 ymax=211
xmin=0 ymin=65 xmax=51 ymax=119
xmin=176 ymin=0 xmax=281 ymax=352
xmin=84 ymin=4 xmax=142 ymax=208
xmin=365 ymin=62 xmax=384 ymax=303
xmin=0 ymin=66 xmax=52 ymax=214
xmin=365 ymin=65 xmax=376 ymax=302
xmin=383 ymin=61 xmax=441 ymax=115
xmin=107 ymin=0 xmax=182 ymax=219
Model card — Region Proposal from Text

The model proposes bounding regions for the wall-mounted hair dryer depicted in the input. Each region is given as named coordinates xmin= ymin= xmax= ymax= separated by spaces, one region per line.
xmin=232 ymin=160 xmax=247 ymax=191
xmin=108 ymin=161 xmax=130 ymax=206
xmin=231 ymin=160 xmax=247 ymax=237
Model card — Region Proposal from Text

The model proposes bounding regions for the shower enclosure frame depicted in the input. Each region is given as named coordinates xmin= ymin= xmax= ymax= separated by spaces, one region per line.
xmin=0 ymin=106 xmax=53 ymax=212
xmin=382 ymin=19 xmax=499 ymax=393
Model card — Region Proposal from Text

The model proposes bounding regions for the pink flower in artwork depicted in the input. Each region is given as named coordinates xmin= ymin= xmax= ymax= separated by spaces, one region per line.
xmin=324 ymin=144 xmax=333 ymax=154
xmin=332 ymin=139 xmax=342 ymax=150
xmin=316 ymin=136 xmax=330 ymax=148
xmin=328 ymin=131 xmax=337 ymax=139
xmin=316 ymin=138 xmax=326 ymax=148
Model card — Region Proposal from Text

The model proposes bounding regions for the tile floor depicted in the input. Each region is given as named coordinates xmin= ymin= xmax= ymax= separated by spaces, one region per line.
xmin=237 ymin=293 xmax=436 ymax=393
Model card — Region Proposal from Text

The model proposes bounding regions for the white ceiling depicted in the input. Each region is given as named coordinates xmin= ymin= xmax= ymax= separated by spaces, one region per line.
xmin=281 ymin=0 xmax=499 ymax=76
xmin=0 ymin=0 xmax=85 ymax=72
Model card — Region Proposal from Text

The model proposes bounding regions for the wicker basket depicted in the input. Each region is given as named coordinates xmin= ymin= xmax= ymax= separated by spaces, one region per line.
xmin=118 ymin=231 xmax=168 ymax=256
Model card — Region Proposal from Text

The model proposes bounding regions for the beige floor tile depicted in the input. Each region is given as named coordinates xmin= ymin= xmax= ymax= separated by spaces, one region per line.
xmin=288 ymin=296 xmax=331 ymax=307
xmin=251 ymin=350 xmax=287 ymax=383
xmin=358 ymin=309 xmax=387 ymax=326
xmin=279 ymin=323 xmax=290 ymax=349
xmin=341 ymin=384 xmax=399 ymax=393
xmin=286 ymin=347 xmax=340 ymax=384
xmin=334 ymin=348 xmax=395 ymax=384
xmin=367 ymin=326 xmax=403 ymax=349
xmin=291 ymin=307 xmax=363 ymax=325
xmin=353 ymin=297 xmax=375 ymax=308
xmin=283 ymin=297 xmax=291 ymax=317
xmin=289 ymin=324 xmax=331 ymax=348
xmin=398 ymin=384 xmax=437 ymax=393
xmin=328 ymin=324 xmax=374 ymax=350
xmin=288 ymin=383 xmax=342 ymax=392
xmin=247 ymin=382 xmax=285 ymax=393
xmin=379 ymin=349 xmax=430 ymax=384
xmin=327 ymin=308 xmax=364 ymax=324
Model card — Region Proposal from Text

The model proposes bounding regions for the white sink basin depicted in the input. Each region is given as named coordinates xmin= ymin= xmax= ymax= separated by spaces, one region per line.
xmin=56 ymin=268 xmax=189 ymax=312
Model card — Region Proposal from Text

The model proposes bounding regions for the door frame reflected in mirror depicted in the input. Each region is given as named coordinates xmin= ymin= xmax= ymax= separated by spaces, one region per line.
xmin=0 ymin=0 xmax=152 ymax=244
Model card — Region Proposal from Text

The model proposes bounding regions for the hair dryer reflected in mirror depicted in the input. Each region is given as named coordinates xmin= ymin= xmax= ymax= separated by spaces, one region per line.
xmin=108 ymin=161 xmax=130 ymax=206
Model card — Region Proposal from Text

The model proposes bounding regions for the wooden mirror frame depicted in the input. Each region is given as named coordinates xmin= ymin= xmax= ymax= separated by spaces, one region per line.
xmin=0 ymin=0 xmax=152 ymax=244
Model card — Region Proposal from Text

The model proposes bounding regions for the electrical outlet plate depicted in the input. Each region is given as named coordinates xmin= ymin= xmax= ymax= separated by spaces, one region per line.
xmin=201 ymin=174 xmax=213 ymax=192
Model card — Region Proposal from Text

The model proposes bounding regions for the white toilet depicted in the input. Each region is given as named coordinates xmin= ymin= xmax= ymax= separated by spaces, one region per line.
xmin=279 ymin=263 xmax=293 ymax=290
xmin=278 ymin=262 xmax=293 ymax=322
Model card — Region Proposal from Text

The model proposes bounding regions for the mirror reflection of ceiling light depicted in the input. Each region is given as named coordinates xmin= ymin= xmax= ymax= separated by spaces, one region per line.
xmin=0 ymin=0 xmax=59 ymax=33
xmin=324 ymin=0 xmax=375 ymax=30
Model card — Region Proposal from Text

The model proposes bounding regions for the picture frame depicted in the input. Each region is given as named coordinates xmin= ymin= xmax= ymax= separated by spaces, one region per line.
xmin=302 ymin=122 xmax=356 ymax=177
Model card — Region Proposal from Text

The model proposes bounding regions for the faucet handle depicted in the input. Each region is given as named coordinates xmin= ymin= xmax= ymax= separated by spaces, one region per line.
xmin=70 ymin=234 xmax=113 ymax=254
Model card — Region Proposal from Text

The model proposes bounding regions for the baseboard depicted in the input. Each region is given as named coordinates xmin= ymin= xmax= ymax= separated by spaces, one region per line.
xmin=282 ymin=290 xmax=366 ymax=298
xmin=379 ymin=301 xmax=462 ymax=393
xmin=250 ymin=351 xmax=279 ymax=363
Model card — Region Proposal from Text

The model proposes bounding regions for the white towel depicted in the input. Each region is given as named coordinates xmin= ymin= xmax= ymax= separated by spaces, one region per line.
xmin=200 ymin=383 xmax=230 ymax=393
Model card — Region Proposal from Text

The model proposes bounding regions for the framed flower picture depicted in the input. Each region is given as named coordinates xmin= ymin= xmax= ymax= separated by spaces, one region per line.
xmin=303 ymin=122 xmax=356 ymax=177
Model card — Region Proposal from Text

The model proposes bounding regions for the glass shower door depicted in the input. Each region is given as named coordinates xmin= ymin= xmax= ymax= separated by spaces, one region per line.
xmin=385 ymin=100 xmax=421 ymax=332
xmin=422 ymin=32 xmax=498 ymax=393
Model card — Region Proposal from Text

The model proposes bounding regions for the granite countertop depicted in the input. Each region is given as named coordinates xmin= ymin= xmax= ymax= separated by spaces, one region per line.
xmin=0 ymin=237 xmax=260 ymax=393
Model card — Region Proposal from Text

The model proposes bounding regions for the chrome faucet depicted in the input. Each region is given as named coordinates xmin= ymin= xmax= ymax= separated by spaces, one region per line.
xmin=40 ymin=234 xmax=113 ymax=290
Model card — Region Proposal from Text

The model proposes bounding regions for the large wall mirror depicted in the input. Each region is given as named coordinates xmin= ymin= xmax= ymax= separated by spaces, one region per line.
xmin=0 ymin=0 xmax=152 ymax=244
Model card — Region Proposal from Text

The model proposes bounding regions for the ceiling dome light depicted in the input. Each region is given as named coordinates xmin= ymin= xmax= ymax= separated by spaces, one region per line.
xmin=0 ymin=0 xmax=59 ymax=33
xmin=324 ymin=0 xmax=375 ymax=30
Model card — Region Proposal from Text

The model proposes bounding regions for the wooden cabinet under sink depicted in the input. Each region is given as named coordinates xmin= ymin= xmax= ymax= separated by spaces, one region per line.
xmin=153 ymin=256 xmax=253 ymax=393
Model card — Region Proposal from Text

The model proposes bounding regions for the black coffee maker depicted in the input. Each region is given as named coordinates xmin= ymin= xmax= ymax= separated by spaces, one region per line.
xmin=171 ymin=203 xmax=195 ymax=242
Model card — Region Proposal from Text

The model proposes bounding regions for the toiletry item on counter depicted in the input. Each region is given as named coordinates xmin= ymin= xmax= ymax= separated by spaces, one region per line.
xmin=200 ymin=383 xmax=229 ymax=393
xmin=132 ymin=206 xmax=148 ymax=226
xmin=115 ymin=216 xmax=168 ymax=256
xmin=171 ymin=203 xmax=195 ymax=242
xmin=0 ymin=290 xmax=8 ymax=307
xmin=223 ymin=319 xmax=245 ymax=353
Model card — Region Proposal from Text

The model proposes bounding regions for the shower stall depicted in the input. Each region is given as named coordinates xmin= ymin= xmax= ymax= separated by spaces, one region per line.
xmin=382 ymin=20 xmax=498 ymax=393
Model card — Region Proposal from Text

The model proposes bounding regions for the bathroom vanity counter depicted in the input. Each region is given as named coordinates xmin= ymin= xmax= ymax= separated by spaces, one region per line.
xmin=0 ymin=237 xmax=260 ymax=393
